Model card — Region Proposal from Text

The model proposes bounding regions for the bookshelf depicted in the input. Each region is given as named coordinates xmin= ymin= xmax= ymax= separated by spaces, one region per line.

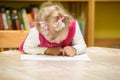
xmin=0 ymin=0 xmax=94 ymax=51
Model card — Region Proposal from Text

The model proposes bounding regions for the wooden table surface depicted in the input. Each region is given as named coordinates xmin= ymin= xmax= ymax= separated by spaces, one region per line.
xmin=0 ymin=47 xmax=120 ymax=80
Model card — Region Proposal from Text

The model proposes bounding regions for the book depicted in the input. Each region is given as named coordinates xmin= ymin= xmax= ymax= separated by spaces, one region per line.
xmin=26 ymin=7 xmax=34 ymax=28
xmin=18 ymin=9 xmax=25 ymax=30
xmin=0 ymin=8 xmax=4 ymax=30
xmin=1 ymin=7 xmax=9 ymax=30
xmin=5 ymin=9 xmax=13 ymax=30
xmin=11 ymin=9 xmax=21 ymax=30
xmin=21 ymin=9 xmax=30 ymax=30
xmin=11 ymin=9 xmax=17 ymax=30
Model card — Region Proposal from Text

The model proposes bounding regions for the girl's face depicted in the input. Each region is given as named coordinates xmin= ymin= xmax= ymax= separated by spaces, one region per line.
xmin=43 ymin=17 xmax=68 ymax=44
xmin=37 ymin=4 xmax=72 ymax=43
xmin=49 ymin=28 xmax=68 ymax=44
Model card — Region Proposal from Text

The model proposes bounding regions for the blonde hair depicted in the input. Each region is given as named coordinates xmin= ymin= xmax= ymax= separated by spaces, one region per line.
xmin=35 ymin=2 xmax=73 ymax=28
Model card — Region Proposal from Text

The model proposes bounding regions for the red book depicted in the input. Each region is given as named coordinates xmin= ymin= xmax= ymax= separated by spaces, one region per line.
xmin=0 ymin=7 xmax=6 ymax=30
xmin=0 ymin=12 xmax=4 ymax=30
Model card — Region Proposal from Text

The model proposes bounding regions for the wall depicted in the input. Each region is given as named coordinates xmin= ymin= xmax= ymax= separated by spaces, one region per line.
xmin=95 ymin=2 xmax=120 ymax=39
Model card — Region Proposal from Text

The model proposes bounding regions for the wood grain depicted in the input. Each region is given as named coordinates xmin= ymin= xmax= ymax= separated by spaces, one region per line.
xmin=0 ymin=30 xmax=28 ymax=48
xmin=0 ymin=47 xmax=120 ymax=80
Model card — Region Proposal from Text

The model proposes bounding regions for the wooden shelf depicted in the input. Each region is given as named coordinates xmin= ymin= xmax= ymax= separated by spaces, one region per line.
xmin=0 ymin=0 xmax=89 ymax=2
xmin=0 ymin=30 xmax=28 ymax=48
xmin=95 ymin=38 xmax=120 ymax=48
xmin=95 ymin=0 xmax=120 ymax=2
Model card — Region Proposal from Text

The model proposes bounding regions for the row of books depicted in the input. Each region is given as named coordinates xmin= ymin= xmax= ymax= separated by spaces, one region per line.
xmin=0 ymin=48 xmax=18 ymax=52
xmin=0 ymin=6 xmax=38 ymax=30
xmin=0 ymin=6 xmax=38 ymax=52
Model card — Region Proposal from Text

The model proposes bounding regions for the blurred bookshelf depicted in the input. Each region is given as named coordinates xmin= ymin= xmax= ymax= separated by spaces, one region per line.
xmin=0 ymin=0 xmax=94 ymax=52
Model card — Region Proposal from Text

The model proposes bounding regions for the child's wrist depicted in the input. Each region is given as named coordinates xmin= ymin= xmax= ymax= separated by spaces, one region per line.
xmin=44 ymin=47 xmax=62 ymax=55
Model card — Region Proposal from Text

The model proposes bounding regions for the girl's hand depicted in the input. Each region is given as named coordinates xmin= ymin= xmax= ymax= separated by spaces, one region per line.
xmin=62 ymin=46 xmax=76 ymax=57
xmin=44 ymin=47 xmax=62 ymax=56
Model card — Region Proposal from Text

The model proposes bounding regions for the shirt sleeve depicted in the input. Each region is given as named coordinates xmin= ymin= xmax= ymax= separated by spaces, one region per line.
xmin=72 ymin=21 xmax=87 ymax=55
xmin=23 ymin=27 xmax=47 ymax=55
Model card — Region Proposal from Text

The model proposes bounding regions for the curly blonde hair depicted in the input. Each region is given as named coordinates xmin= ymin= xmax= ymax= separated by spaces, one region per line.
xmin=35 ymin=2 xmax=73 ymax=29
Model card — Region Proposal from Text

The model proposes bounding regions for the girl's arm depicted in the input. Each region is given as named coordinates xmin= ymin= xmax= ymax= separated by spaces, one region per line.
xmin=72 ymin=21 xmax=87 ymax=54
xmin=23 ymin=27 xmax=47 ymax=55
xmin=23 ymin=27 xmax=62 ymax=55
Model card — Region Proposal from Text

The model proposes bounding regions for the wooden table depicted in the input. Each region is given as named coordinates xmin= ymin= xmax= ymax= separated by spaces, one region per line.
xmin=0 ymin=47 xmax=120 ymax=80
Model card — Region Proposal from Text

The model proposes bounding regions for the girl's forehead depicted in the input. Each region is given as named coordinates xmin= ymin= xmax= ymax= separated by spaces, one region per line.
xmin=48 ymin=12 xmax=60 ymax=19
xmin=47 ymin=17 xmax=57 ymax=23
xmin=47 ymin=15 xmax=60 ymax=23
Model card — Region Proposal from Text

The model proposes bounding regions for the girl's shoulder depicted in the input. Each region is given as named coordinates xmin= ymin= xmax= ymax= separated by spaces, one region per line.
xmin=69 ymin=19 xmax=76 ymax=27
xmin=30 ymin=27 xmax=39 ymax=33
xmin=30 ymin=26 xmax=37 ymax=31
xmin=69 ymin=19 xmax=77 ymax=25
xmin=71 ymin=18 xmax=76 ymax=22
xmin=28 ymin=27 xmax=39 ymax=35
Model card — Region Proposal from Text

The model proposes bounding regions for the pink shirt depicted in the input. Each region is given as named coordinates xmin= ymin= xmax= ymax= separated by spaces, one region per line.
xmin=39 ymin=19 xmax=76 ymax=48
xmin=19 ymin=19 xmax=76 ymax=51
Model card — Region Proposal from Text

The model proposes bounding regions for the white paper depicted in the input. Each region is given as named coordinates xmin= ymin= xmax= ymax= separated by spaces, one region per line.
xmin=21 ymin=54 xmax=91 ymax=61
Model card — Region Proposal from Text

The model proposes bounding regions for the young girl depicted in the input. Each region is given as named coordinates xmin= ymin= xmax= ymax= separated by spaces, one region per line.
xmin=19 ymin=2 xmax=86 ymax=57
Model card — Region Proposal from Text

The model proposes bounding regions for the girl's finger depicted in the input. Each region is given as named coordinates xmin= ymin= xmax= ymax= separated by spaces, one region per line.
xmin=62 ymin=47 xmax=69 ymax=56
xmin=62 ymin=48 xmax=66 ymax=56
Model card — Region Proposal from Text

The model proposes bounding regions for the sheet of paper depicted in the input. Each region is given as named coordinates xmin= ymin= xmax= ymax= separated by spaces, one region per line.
xmin=21 ymin=54 xmax=91 ymax=61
